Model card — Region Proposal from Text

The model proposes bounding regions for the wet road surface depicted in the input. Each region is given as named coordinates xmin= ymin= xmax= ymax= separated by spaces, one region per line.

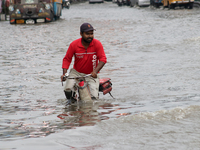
xmin=0 ymin=1 xmax=200 ymax=149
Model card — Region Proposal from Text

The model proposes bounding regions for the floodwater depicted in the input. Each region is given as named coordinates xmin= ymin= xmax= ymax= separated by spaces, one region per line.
xmin=1 ymin=2 xmax=200 ymax=150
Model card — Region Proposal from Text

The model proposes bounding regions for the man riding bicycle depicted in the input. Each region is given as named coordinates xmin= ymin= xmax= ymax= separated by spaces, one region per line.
xmin=61 ymin=23 xmax=107 ymax=104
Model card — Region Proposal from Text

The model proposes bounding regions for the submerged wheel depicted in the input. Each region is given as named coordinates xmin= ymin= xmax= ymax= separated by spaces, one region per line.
xmin=54 ymin=16 xmax=59 ymax=21
xmin=168 ymin=2 xmax=175 ymax=9
xmin=184 ymin=4 xmax=189 ymax=8
xmin=155 ymin=3 xmax=159 ymax=8
xmin=117 ymin=2 xmax=122 ymax=6
xmin=167 ymin=2 xmax=171 ymax=9
xmin=189 ymin=3 xmax=193 ymax=9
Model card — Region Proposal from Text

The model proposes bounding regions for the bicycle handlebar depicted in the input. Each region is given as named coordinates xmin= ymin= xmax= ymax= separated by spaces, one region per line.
xmin=64 ymin=74 xmax=91 ymax=80
xmin=62 ymin=74 xmax=94 ymax=86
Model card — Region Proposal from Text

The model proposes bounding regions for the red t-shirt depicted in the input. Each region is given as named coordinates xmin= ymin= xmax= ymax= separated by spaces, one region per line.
xmin=62 ymin=38 xmax=107 ymax=74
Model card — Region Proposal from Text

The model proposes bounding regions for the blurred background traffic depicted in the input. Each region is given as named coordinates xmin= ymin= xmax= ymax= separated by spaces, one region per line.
xmin=0 ymin=0 xmax=200 ymax=24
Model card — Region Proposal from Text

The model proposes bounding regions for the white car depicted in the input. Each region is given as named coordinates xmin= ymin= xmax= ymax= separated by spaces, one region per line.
xmin=130 ymin=0 xmax=150 ymax=6
xmin=89 ymin=0 xmax=104 ymax=4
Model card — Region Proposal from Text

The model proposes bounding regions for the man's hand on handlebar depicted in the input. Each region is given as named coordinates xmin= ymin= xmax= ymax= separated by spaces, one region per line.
xmin=91 ymin=71 xmax=97 ymax=78
xmin=61 ymin=75 xmax=66 ymax=82
xmin=61 ymin=68 xmax=68 ymax=82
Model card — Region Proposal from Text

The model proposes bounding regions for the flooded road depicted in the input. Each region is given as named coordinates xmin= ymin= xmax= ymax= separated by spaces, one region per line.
xmin=1 ymin=2 xmax=200 ymax=149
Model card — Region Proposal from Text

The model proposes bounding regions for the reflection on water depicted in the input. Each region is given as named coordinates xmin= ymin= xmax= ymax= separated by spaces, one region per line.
xmin=58 ymin=103 xmax=101 ymax=127
xmin=57 ymin=102 xmax=132 ymax=128
xmin=0 ymin=100 xmax=133 ymax=140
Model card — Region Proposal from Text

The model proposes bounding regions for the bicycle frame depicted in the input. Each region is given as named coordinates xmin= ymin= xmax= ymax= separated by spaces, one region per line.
xmin=62 ymin=74 xmax=114 ymax=104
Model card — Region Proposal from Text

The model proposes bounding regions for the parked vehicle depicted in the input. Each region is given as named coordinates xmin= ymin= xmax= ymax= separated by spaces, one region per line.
xmin=89 ymin=0 xmax=104 ymax=4
xmin=117 ymin=0 xmax=123 ymax=6
xmin=9 ymin=0 xmax=62 ymax=24
xmin=130 ymin=0 xmax=150 ymax=7
xmin=162 ymin=0 xmax=194 ymax=9
xmin=62 ymin=0 xmax=70 ymax=9
xmin=150 ymin=0 xmax=162 ymax=8
xmin=62 ymin=74 xmax=113 ymax=105
xmin=117 ymin=0 xmax=130 ymax=6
